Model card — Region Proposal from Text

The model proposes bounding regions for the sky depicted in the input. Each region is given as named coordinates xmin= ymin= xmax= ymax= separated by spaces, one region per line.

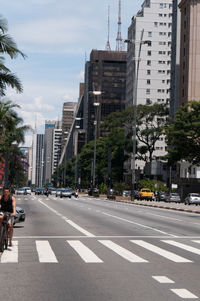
xmin=1 ymin=0 xmax=141 ymax=146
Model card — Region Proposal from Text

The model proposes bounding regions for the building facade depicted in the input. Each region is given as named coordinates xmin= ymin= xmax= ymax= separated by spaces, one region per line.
xmin=179 ymin=0 xmax=200 ymax=106
xmin=83 ymin=50 xmax=127 ymax=142
xmin=31 ymin=133 xmax=44 ymax=187
xmin=126 ymin=0 xmax=173 ymax=171
xmin=61 ymin=102 xmax=77 ymax=151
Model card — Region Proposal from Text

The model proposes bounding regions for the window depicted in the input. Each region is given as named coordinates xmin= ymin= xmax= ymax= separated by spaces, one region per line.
xmin=147 ymin=50 xmax=151 ymax=56
xmin=147 ymin=70 xmax=151 ymax=75
xmin=147 ymin=79 xmax=151 ymax=85
xmin=146 ymin=89 xmax=150 ymax=95
xmin=159 ymin=13 xmax=162 ymax=17
xmin=146 ymin=98 xmax=151 ymax=104
xmin=147 ymin=60 xmax=151 ymax=66
xmin=162 ymin=80 xmax=165 ymax=83
xmin=147 ymin=41 xmax=152 ymax=46
xmin=154 ymin=22 xmax=158 ymax=27
xmin=148 ymin=32 xmax=152 ymax=37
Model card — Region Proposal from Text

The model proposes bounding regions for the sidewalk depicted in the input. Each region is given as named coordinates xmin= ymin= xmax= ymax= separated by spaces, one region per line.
xmin=100 ymin=195 xmax=200 ymax=215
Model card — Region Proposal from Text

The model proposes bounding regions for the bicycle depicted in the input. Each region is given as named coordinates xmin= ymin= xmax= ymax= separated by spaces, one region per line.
xmin=0 ymin=212 xmax=10 ymax=252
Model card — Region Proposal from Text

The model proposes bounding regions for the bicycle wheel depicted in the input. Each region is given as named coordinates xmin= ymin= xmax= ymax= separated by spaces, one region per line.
xmin=4 ymin=225 xmax=9 ymax=250
xmin=0 ymin=225 xmax=5 ymax=252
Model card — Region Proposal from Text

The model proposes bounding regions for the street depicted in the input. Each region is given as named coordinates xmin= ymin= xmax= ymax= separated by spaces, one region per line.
xmin=0 ymin=194 xmax=200 ymax=301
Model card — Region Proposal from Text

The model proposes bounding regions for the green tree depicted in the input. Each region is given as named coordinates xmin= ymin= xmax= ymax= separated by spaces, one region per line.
xmin=166 ymin=101 xmax=200 ymax=165
xmin=0 ymin=16 xmax=26 ymax=95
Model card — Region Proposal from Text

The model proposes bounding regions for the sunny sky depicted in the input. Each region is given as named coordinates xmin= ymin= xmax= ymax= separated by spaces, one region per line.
xmin=1 ymin=0 xmax=141 ymax=146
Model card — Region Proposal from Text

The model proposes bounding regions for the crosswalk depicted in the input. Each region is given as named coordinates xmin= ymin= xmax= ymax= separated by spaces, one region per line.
xmin=1 ymin=239 xmax=200 ymax=264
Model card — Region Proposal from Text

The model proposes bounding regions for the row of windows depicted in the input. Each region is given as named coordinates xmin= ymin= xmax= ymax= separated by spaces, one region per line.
xmin=146 ymin=98 xmax=170 ymax=104
xmin=146 ymin=89 xmax=170 ymax=94
xmin=159 ymin=3 xmax=172 ymax=9
xmin=158 ymin=13 xmax=172 ymax=17
xmin=147 ymin=60 xmax=171 ymax=66
xmin=154 ymin=22 xmax=172 ymax=27
xmin=147 ymin=50 xmax=171 ymax=56
xmin=146 ymin=79 xmax=170 ymax=84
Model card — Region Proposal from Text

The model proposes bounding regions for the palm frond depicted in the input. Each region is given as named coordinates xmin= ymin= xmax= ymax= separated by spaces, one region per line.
xmin=0 ymin=71 xmax=23 ymax=95
xmin=0 ymin=34 xmax=26 ymax=59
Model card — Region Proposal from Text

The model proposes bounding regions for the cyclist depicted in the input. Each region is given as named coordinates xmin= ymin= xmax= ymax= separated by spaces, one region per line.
xmin=0 ymin=186 xmax=16 ymax=247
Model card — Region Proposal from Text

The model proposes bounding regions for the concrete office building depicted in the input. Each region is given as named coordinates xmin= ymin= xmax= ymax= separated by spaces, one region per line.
xmin=31 ymin=133 xmax=44 ymax=187
xmin=44 ymin=120 xmax=62 ymax=185
xmin=61 ymin=102 xmax=77 ymax=151
xmin=179 ymin=0 xmax=200 ymax=106
xmin=126 ymin=0 xmax=172 ymax=171
xmin=83 ymin=50 xmax=127 ymax=142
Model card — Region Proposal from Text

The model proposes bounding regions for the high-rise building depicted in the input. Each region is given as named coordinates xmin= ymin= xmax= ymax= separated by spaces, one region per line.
xmin=43 ymin=120 xmax=62 ymax=185
xmin=31 ymin=133 xmax=44 ymax=187
xmin=179 ymin=0 xmax=200 ymax=106
xmin=83 ymin=50 xmax=127 ymax=142
xmin=61 ymin=102 xmax=77 ymax=150
xmin=126 ymin=0 xmax=172 ymax=167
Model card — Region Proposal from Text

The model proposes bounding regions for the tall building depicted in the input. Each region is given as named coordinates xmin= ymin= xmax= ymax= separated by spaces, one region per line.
xmin=31 ymin=133 xmax=44 ymax=187
xmin=44 ymin=120 xmax=62 ymax=185
xmin=126 ymin=0 xmax=172 ymax=167
xmin=179 ymin=0 xmax=200 ymax=106
xmin=83 ymin=50 xmax=127 ymax=142
xmin=61 ymin=102 xmax=77 ymax=150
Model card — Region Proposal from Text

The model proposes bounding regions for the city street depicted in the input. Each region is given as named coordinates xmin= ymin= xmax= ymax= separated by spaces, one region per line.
xmin=0 ymin=194 xmax=200 ymax=300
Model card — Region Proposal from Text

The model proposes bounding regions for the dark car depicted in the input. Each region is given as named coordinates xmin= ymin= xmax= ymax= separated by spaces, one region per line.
xmin=35 ymin=188 xmax=45 ymax=195
xmin=157 ymin=192 xmax=168 ymax=202
xmin=14 ymin=206 xmax=26 ymax=225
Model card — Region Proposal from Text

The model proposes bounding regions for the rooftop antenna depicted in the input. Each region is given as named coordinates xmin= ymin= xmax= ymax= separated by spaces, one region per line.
xmin=116 ymin=0 xmax=124 ymax=51
xmin=105 ymin=5 xmax=111 ymax=51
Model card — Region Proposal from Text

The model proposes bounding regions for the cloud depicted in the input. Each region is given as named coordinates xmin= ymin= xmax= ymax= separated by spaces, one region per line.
xmin=76 ymin=70 xmax=84 ymax=81
xmin=22 ymin=96 xmax=55 ymax=112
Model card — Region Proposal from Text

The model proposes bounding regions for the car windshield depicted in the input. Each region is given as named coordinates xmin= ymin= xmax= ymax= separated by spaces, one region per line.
xmin=190 ymin=193 xmax=200 ymax=197
xmin=19 ymin=188 xmax=24 ymax=191
xmin=171 ymin=193 xmax=179 ymax=196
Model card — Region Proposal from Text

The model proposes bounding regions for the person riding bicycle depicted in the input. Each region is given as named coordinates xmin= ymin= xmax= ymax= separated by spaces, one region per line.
xmin=0 ymin=186 xmax=16 ymax=247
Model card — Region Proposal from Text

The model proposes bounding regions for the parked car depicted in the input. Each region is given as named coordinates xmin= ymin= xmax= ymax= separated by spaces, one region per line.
xmin=14 ymin=206 xmax=26 ymax=225
xmin=35 ymin=188 xmax=45 ymax=195
xmin=60 ymin=189 xmax=72 ymax=198
xmin=17 ymin=188 xmax=25 ymax=195
xmin=166 ymin=193 xmax=181 ymax=203
xmin=138 ymin=188 xmax=154 ymax=201
xmin=185 ymin=193 xmax=200 ymax=205
xmin=157 ymin=192 xmax=168 ymax=202
xmin=123 ymin=190 xmax=131 ymax=197
xmin=88 ymin=187 xmax=99 ymax=196
xmin=23 ymin=187 xmax=31 ymax=195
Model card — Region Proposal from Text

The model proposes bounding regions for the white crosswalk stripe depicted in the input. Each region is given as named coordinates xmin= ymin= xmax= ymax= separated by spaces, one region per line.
xmin=36 ymin=240 xmax=58 ymax=263
xmin=67 ymin=240 xmax=103 ymax=263
xmin=99 ymin=240 xmax=148 ymax=262
xmin=162 ymin=240 xmax=200 ymax=255
xmin=130 ymin=240 xmax=192 ymax=263
xmin=1 ymin=239 xmax=200 ymax=264
xmin=1 ymin=241 xmax=18 ymax=263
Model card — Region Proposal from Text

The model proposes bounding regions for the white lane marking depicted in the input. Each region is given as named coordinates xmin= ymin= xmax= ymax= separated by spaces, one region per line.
xmin=37 ymin=199 xmax=95 ymax=237
xmin=67 ymin=240 xmax=103 ymax=263
xmin=36 ymin=241 xmax=58 ymax=263
xmin=162 ymin=240 xmax=200 ymax=255
xmin=1 ymin=241 xmax=18 ymax=263
xmin=152 ymin=276 xmax=175 ymax=283
xmin=130 ymin=240 xmax=192 ymax=263
xmin=102 ymin=212 xmax=177 ymax=237
xmin=170 ymin=289 xmax=198 ymax=299
xmin=99 ymin=240 xmax=148 ymax=262
xmin=146 ymin=212 xmax=182 ymax=222
xmin=193 ymin=240 xmax=200 ymax=244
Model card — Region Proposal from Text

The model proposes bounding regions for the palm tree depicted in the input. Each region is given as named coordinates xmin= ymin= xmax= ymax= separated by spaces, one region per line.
xmin=0 ymin=100 xmax=31 ymax=185
xmin=0 ymin=16 xmax=26 ymax=95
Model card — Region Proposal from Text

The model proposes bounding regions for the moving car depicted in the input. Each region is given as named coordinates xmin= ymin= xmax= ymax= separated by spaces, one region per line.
xmin=166 ymin=193 xmax=181 ymax=203
xmin=185 ymin=193 xmax=200 ymax=205
xmin=17 ymin=188 xmax=25 ymax=195
xmin=14 ymin=206 xmax=26 ymax=225
xmin=35 ymin=188 xmax=45 ymax=195
xmin=49 ymin=188 xmax=57 ymax=195
xmin=56 ymin=188 xmax=64 ymax=197
xmin=60 ymin=189 xmax=72 ymax=198
xmin=67 ymin=188 xmax=78 ymax=198
xmin=23 ymin=187 xmax=31 ymax=195
xmin=157 ymin=192 xmax=168 ymax=202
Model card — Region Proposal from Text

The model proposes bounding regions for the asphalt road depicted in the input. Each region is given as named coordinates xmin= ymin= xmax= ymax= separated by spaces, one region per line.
xmin=0 ymin=193 xmax=200 ymax=301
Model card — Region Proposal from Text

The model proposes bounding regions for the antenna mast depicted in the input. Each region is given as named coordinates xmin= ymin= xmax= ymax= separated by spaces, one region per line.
xmin=105 ymin=6 xmax=111 ymax=51
xmin=116 ymin=0 xmax=123 ymax=51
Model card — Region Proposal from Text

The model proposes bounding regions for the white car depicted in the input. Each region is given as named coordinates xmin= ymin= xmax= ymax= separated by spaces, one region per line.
xmin=185 ymin=193 xmax=200 ymax=205
xmin=23 ymin=187 xmax=31 ymax=195
xmin=17 ymin=188 xmax=25 ymax=195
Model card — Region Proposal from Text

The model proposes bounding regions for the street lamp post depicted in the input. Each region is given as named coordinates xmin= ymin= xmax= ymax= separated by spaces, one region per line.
xmin=125 ymin=30 xmax=150 ymax=201
xmin=91 ymin=91 xmax=101 ymax=194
